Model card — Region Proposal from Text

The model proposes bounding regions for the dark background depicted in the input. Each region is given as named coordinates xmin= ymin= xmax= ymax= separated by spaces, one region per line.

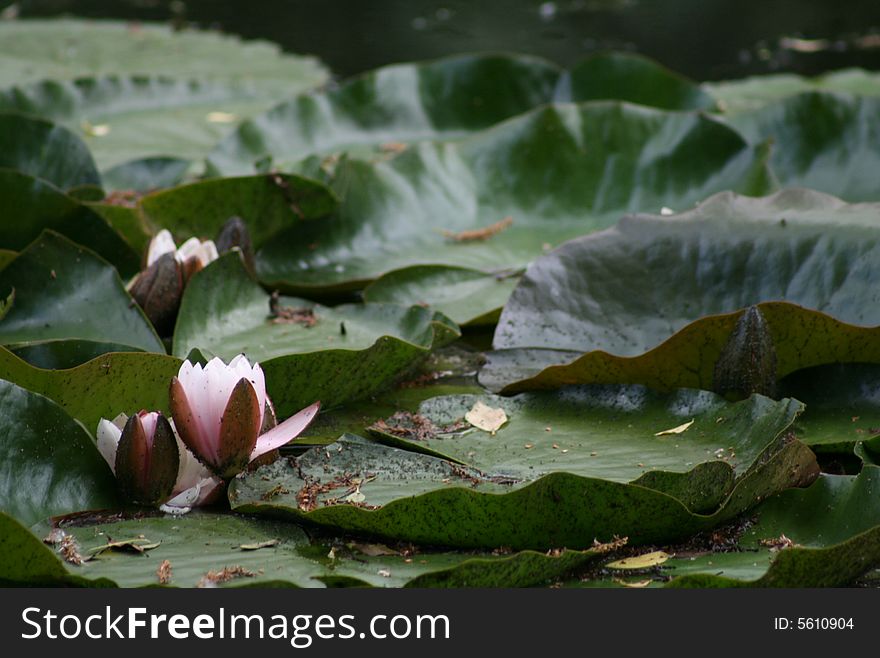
xmin=3 ymin=0 xmax=880 ymax=80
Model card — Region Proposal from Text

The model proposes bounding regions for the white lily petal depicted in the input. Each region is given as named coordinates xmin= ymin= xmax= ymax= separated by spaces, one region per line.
xmin=177 ymin=237 xmax=203 ymax=262
xmin=197 ymin=240 xmax=219 ymax=267
xmin=146 ymin=229 xmax=177 ymax=267
xmin=173 ymin=437 xmax=214 ymax=495
xmin=138 ymin=411 xmax=159 ymax=445
xmin=96 ymin=418 xmax=122 ymax=472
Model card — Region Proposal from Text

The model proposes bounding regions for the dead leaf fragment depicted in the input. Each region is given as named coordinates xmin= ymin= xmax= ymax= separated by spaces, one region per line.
xmin=614 ymin=578 xmax=653 ymax=588
xmin=654 ymin=419 xmax=695 ymax=436
xmin=465 ymin=401 xmax=508 ymax=435
xmin=442 ymin=216 xmax=513 ymax=243
xmin=157 ymin=560 xmax=173 ymax=585
xmin=197 ymin=565 xmax=260 ymax=588
xmin=349 ymin=542 xmax=399 ymax=557
xmin=239 ymin=539 xmax=281 ymax=551
xmin=87 ymin=538 xmax=161 ymax=556
xmin=606 ymin=550 xmax=671 ymax=570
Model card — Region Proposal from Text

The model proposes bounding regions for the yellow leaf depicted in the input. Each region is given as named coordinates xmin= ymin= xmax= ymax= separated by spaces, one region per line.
xmin=614 ymin=578 xmax=653 ymax=588
xmin=654 ymin=419 xmax=695 ymax=436
xmin=605 ymin=551 xmax=670 ymax=570
xmin=206 ymin=111 xmax=238 ymax=123
xmin=465 ymin=401 xmax=508 ymax=435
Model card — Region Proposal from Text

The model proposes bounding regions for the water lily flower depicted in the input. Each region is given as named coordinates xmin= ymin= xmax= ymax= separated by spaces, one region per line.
xmin=170 ymin=355 xmax=321 ymax=479
xmin=97 ymin=412 xmax=223 ymax=511
xmin=147 ymin=228 xmax=219 ymax=271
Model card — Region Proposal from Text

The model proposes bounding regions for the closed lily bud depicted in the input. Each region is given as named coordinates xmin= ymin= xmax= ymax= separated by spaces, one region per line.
xmin=215 ymin=216 xmax=256 ymax=276
xmin=169 ymin=355 xmax=320 ymax=479
xmin=115 ymin=411 xmax=180 ymax=506
xmin=97 ymin=412 xmax=223 ymax=512
xmin=129 ymin=252 xmax=184 ymax=336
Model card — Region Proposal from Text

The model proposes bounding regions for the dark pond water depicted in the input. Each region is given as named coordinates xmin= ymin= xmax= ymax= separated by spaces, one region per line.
xmin=7 ymin=0 xmax=880 ymax=80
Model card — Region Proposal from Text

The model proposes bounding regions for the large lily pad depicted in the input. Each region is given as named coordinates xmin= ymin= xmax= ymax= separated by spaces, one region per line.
xmin=667 ymin=468 xmax=880 ymax=587
xmin=494 ymin=190 xmax=880 ymax=394
xmin=0 ymin=380 xmax=117 ymax=526
xmin=0 ymin=112 xmax=100 ymax=189
xmin=231 ymin=432 xmax=817 ymax=550
xmin=706 ymin=68 xmax=880 ymax=115
xmin=0 ymin=76 xmax=306 ymax=173
xmin=778 ymin=364 xmax=880 ymax=453
xmin=367 ymin=389 xmax=802 ymax=488
xmin=208 ymin=52 xmax=712 ymax=176
xmin=256 ymin=102 xmax=773 ymax=294
xmin=137 ymin=173 xmax=338 ymax=247
xmin=0 ymin=19 xmax=327 ymax=91
xmin=0 ymin=169 xmax=139 ymax=275
xmin=363 ymin=265 xmax=521 ymax=326
xmin=1 ymin=511 xmax=600 ymax=588
xmin=0 ymin=231 xmax=163 ymax=353
xmin=727 ymin=92 xmax=880 ymax=202
xmin=0 ymin=347 xmax=180 ymax=434
xmin=174 ymin=253 xmax=459 ymax=415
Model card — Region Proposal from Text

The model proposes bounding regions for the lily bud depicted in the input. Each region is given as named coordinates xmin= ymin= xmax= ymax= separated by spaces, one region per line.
xmin=169 ymin=355 xmax=320 ymax=479
xmin=115 ymin=411 xmax=180 ymax=506
xmin=215 ymin=216 xmax=256 ymax=276
xmin=129 ymin=252 xmax=184 ymax=336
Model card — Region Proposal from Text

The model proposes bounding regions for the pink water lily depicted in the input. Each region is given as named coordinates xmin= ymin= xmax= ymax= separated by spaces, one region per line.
xmin=97 ymin=412 xmax=223 ymax=511
xmin=170 ymin=355 xmax=320 ymax=479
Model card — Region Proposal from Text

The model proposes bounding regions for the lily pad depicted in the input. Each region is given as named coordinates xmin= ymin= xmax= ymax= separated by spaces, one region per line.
xmin=9 ymin=339 xmax=144 ymax=370
xmin=138 ymin=173 xmax=338 ymax=248
xmin=364 ymin=265 xmax=521 ymax=326
xmin=173 ymin=253 xmax=459 ymax=415
xmin=494 ymin=190 xmax=880 ymax=394
xmin=230 ymin=432 xmax=818 ymax=550
xmin=0 ymin=112 xmax=100 ymax=189
xmin=667 ymin=468 xmax=880 ymax=587
xmin=0 ymin=231 xmax=163 ymax=353
xmin=0 ymin=347 xmax=181 ymax=434
xmin=0 ymin=169 xmax=140 ymax=275
xmin=0 ymin=19 xmax=327 ymax=92
xmin=102 ymin=157 xmax=191 ymax=192
xmin=208 ymin=52 xmax=714 ymax=176
xmin=366 ymin=388 xmax=803 ymax=488
xmin=727 ymin=92 xmax=880 ymax=202
xmin=1 ymin=511 xmax=602 ymax=588
xmin=707 ymin=68 xmax=880 ymax=115
xmin=0 ymin=76 xmax=307 ymax=172
xmin=565 ymin=52 xmax=716 ymax=111
xmin=256 ymin=102 xmax=773 ymax=294
xmin=0 ymin=380 xmax=118 ymax=526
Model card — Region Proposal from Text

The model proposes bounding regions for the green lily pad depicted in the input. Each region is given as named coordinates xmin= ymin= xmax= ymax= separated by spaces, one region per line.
xmin=778 ymin=364 xmax=880 ymax=453
xmin=1 ymin=511 xmax=602 ymax=588
xmin=494 ymin=190 xmax=880 ymax=394
xmin=0 ymin=19 xmax=327 ymax=92
xmin=0 ymin=380 xmax=118 ymax=526
xmin=9 ymin=339 xmax=144 ymax=370
xmin=0 ymin=112 xmax=99 ymax=189
xmin=566 ymin=52 xmax=717 ymax=111
xmin=256 ymin=102 xmax=773 ymax=294
xmin=707 ymin=68 xmax=880 ymax=115
xmin=174 ymin=253 xmax=459 ymax=415
xmin=0 ymin=347 xmax=180 ymax=434
xmin=138 ymin=173 xmax=338 ymax=248
xmin=0 ymin=169 xmax=140 ymax=275
xmin=208 ymin=52 xmax=713 ymax=176
xmin=366 ymin=388 xmax=803 ymax=489
xmin=727 ymin=92 xmax=880 ymax=202
xmin=0 ymin=76 xmax=308 ymax=173
xmin=230 ymin=432 xmax=818 ymax=550
xmin=101 ymin=157 xmax=191 ymax=192
xmin=364 ymin=265 xmax=521 ymax=326
xmin=668 ymin=468 xmax=880 ymax=587
xmin=0 ymin=231 xmax=163 ymax=353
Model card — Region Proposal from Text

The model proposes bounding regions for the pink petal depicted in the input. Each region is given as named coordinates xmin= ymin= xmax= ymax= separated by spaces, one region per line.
xmin=250 ymin=401 xmax=321 ymax=462
xmin=138 ymin=411 xmax=159 ymax=449
xmin=169 ymin=376 xmax=220 ymax=470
